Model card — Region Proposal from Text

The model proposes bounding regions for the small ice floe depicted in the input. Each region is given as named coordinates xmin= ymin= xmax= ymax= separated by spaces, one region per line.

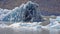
xmin=49 ymin=21 xmax=60 ymax=29
xmin=9 ymin=22 xmax=42 ymax=30
xmin=46 ymin=18 xmax=59 ymax=27
xmin=0 ymin=23 xmax=8 ymax=28
xmin=49 ymin=22 xmax=60 ymax=34
xmin=9 ymin=23 xmax=20 ymax=28
xmin=48 ymin=17 xmax=60 ymax=29
xmin=41 ymin=18 xmax=59 ymax=29
xmin=50 ymin=24 xmax=60 ymax=29
xmin=56 ymin=16 xmax=60 ymax=22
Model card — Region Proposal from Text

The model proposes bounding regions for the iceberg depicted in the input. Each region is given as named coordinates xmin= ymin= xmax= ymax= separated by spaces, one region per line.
xmin=0 ymin=1 xmax=43 ymax=22
xmin=0 ymin=1 xmax=60 ymax=34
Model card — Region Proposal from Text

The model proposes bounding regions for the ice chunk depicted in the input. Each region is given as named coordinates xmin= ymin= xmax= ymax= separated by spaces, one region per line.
xmin=56 ymin=16 xmax=60 ymax=22
xmin=0 ymin=1 xmax=43 ymax=22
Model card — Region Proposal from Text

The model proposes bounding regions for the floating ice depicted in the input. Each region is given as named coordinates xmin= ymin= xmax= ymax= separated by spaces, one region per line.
xmin=0 ymin=1 xmax=43 ymax=22
xmin=0 ymin=1 xmax=44 ymax=31
xmin=0 ymin=23 xmax=8 ymax=28
xmin=9 ymin=22 xmax=42 ymax=30
xmin=56 ymin=16 xmax=60 ymax=22
xmin=49 ymin=18 xmax=58 ymax=26
xmin=0 ymin=1 xmax=60 ymax=34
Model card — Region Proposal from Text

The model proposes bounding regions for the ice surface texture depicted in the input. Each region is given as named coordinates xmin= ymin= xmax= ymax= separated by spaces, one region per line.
xmin=0 ymin=1 xmax=60 ymax=34
xmin=0 ymin=1 xmax=43 ymax=22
